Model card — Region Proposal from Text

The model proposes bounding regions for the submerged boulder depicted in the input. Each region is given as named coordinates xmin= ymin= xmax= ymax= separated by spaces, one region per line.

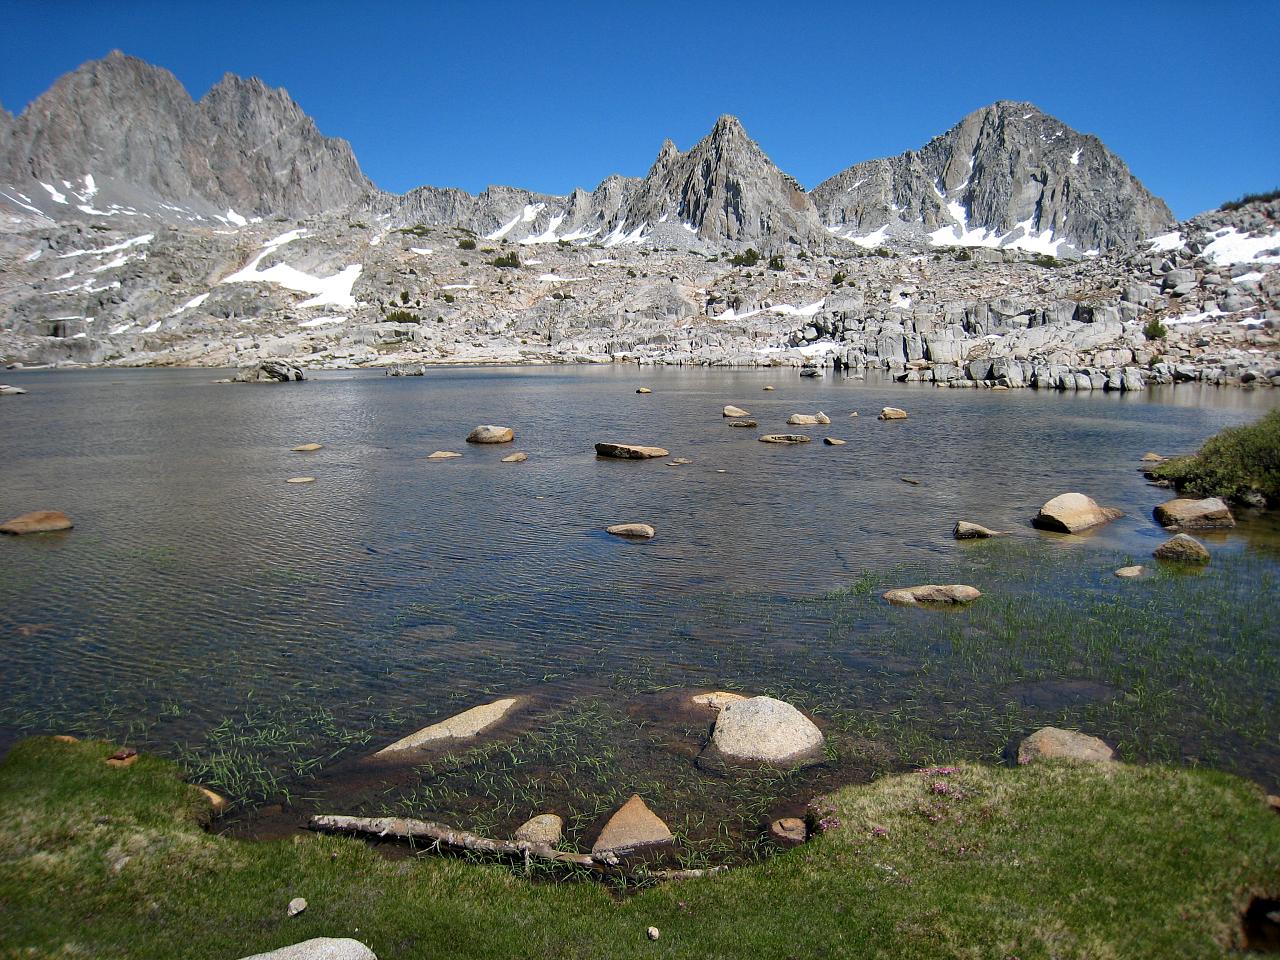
xmin=1153 ymin=497 xmax=1235 ymax=529
xmin=595 ymin=442 xmax=669 ymax=459
xmin=701 ymin=696 xmax=825 ymax=769
xmin=1033 ymin=493 xmax=1123 ymax=533
xmin=501 ymin=452 xmax=528 ymax=463
xmin=727 ymin=419 xmax=758 ymax=428
xmin=883 ymin=584 xmax=982 ymax=605
xmin=0 ymin=510 xmax=73 ymax=535
xmin=374 ymin=698 xmax=520 ymax=757
xmin=1017 ymin=727 xmax=1116 ymax=764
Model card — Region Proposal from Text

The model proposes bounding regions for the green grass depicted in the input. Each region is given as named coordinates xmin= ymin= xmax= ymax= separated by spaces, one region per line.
xmin=1151 ymin=410 xmax=1280 ymax=504
xmin=1 ymin=737 xmax=1276 ymax=958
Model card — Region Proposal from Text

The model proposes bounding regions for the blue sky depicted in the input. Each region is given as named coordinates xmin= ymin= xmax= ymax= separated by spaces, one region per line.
xmin=2 ymin=0 xmax=1277 ymax=219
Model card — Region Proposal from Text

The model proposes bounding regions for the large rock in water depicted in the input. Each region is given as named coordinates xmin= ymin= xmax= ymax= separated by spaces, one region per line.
xmin=883 ymin=584 xmax=982 ymax=605
xmin=235 ymin=360 xmax=305 ymax=383
xmin=591 ymin=795 xmax=673 ymax=856
xmin=466 ymin=425 xmax=514 ymax=444
xmin=1017 ymin=727 xmax=1116 ymax=764
xmin=1153 ymin=533 xmax=1210 ymax=563
xmin=1153 ymin=498 xmax=1234 ymax=529
xmin=237 ymin=939 xmax=377 ymax=960
xmin=373 ymin=698 xmax=520 ymax=757
xmin=700 ymin=696 xmax=825 ymax=769
xmin=1032 ymin=493 xmax=1123 ymax=533
xmin=594 ymin=442 xmax=669 ymax=459
xmin=0 ymin=510 xmax=73 ymax=535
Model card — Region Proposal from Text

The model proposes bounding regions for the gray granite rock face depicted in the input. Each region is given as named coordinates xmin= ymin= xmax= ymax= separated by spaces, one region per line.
xmin=812 ymin=101 xmax=1174 ymax=253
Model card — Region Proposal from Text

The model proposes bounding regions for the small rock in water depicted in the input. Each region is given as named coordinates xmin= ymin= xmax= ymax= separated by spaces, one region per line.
xmin=953 ymin=520 xmax=1003 ymax=539
xmin=636 ymin=387 xmax=652 ymax=394
xmin=883 ymin=584 xmax=981 ymax=606
xmin=595 ymin=442 xmax=669 ymax=459
xmin=762 ymin=385 xmax=775 ymax=391
xmin=501 ymin=452 xmax=528 ymax=463
xmin=758 ymin=434 xmax=811 ymax=444
xmin=287 ymin=897 xmax=307 ymax=917
xmin=1153 ymin=533 xmax=1210 ymax=563
xmin=374 ymin=698 xmax=521 ymax=757
xmin=0 ymin=384 xmax=28 ymax=395
xmin=1033 ymin=493 xmax=1123 ymax=533
xmin=1153 ymin=497 xmax=1235 ymax=529
xmin=466 ymin=425 xmax=514 ymax=444
xmin=606 ymin=523 xmax=655 ymax=539
xmin=823 ymin=437 xmax=846 ymax=446
xmin=427 ymin=450 xmax=462 ymax=460
xmin=1017 ymin=727 xmax=1115 ymax=764
xmin=291 ymin=443 xmax=323 ymax=452
xmin=515 ymin=813 xmax=563 ymax=846
xmin=667 ymin=457 xmax=692 ymax=465
xmin=0 ymin=510 xmax=73 ymax=535
xmin=722 ymin=404 xmax=749 ymax=417
xmin=1141 ymin=452 xmax=1166 ymax=462
xmin=878 ymin=406 xmax=908 ymax=420
xmin=592 ymin=795 xmax=673 ymax=856
xmin=769 ymin=817 xmax=807 ymax=846
xmin=900 ymin=476 xmax=921 ymax=485
xmin=647 ymin=927 xmax=660 ymax=941
xmin=1114 ymin=565 xmax=1144 ymax=578
xmin=787 ymin=412 xmax=830 ymax=425
xmin=285 ymin=477 xmax=315 ymax=484
xmin=701 ymin=696 xmax=825 ymax=769
xmin=727 ymin=419 xmax=758 ymax=428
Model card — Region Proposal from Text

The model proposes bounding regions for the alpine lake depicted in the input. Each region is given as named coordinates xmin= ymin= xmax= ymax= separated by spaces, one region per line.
xmin=2 ymin=365 xmax=1277 ymax=870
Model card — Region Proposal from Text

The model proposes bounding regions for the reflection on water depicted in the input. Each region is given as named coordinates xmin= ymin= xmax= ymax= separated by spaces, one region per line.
xmin=1 ymin=366 xmax=1278 ymax=858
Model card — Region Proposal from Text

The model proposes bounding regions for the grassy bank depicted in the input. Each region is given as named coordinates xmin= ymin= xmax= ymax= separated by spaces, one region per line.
xmin=2 ymin=737 xmax=1276 ymax=959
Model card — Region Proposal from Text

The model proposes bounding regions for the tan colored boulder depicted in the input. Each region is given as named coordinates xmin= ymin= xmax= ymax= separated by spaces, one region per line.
xmin=636 ymin=387 xmax=652 ymax=394
xmin=1033 ymin=493 xmax=1123 ymax=533
xmin=291 ymin=442 xmax=323 ymax=452
xmin=514 ymin=813 xmax=563 ymax=846
xmin=691 ymin=691 xmax=748 ymax=711
xmin=702 ymin=696 xmax=825 ymax=768
xmin=787 ymin=412 xmax=830 ymax=425
xmin=595 ymin=442 xmax=669 ymax=459
xmin=0 ymin=510 xmax=73 ymax=535
xmin=758 ymin=434 xmax=811 ymax=444
xmin=466 ymin=425 xmax=514 ymax=444
xmin=285 ymin=477 xmax=315 ymax=484
xmin=1153 ymin=533 xmax=1210 ymax=563
xmin=823 ymin=437 xmax=846 ymax=446
xmin=953 ymin=521 xmax=1004 ymax=539
xmin=769 ymin=817 xmax=807 ymax=845
xmin=878 ymin=406 xmax=908 ymax=420
xmin=374 ymin=698 xmax=520 ymax=757
xmin=1153 ymin=497 xmax=1234 ymax=529
xmin=762 ymin=385 xmax=775 ymax=391
xmin=606 ymin=523 xmax=655 ymax=539
xmin=883 ymin=584 xmax=981 ymax=605
xmin=427 ymin=450 xmax=462 ymax=460
xmin=1114 ymin=565 xmax=1145 ymax=578
xmin=1017 ymin=727 xmax=1115 ymax=764
xmin=198 ymin=786 xmax=229 ymax=813
xmin=501 ymin=452 xmax=528 ymax=463
xmin=723 ymin=404 xmax=750 ymax=417
xmin=591 ymin=795 xmax=673 ymax=856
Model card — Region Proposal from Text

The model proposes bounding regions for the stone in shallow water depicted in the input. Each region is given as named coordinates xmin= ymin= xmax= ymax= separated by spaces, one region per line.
xmin=636 ymin=387 xmax=652 ymax=394
xmin=727 ymin=419 xmax=758 ymax=428
xmin=1017 ymin=727 xmax=1115 ymax=764
xmin=722 ymin=404 xmax=749 ymax=417
xmin=236 ymin=938 xmax=376 ymax=960
xmin=758 ymin=434 xmax=810 ymax=444
xmin=427 ymin=450 xmax=461 ymax=460
xmin=702 ymin=696 xmax=825 ymax=768
xmin=0 ymin=510 xmax=73 ymax=535
xmin=1153 ymin=533 xmax=1210 ymax=563
xmin=466 ymin=424 xmax=514 ymax=444
xmin=1033 ymin=493 xmax=1123 ymax=533
xmin=1114 ymin=565 xmax=1144 ymax=578
xmin=501 ymin=452 xmax=528 ymax=463
xmin=691 ymin=691 xmax=748 ymax=710
xmin=374 ymin=698 xmax=520 ymax=757
xmin=591 ymin=795 xmax=672 ymax=856
xmin=823 ymin=437 xmax=846 ymax=446
xmin=594 ymin=442 xmax=669 ymax=459
xmin=291 ymin=442 xmax=322 ymax=452
xmin=883 ymin=584 xmax=981 ymax=605
xmin=514 ymin=813 xmax=563 ymax=845
xmin=1153 ymin=497 xmax=1234 ymax=529
xmin=953 ymin=520 xmax=1003 ymax=539
xmin=770 ymin=817 xmax=807 ymax=845
xmin=878 ymin=406 xmax=908 ymax=420
xmin=787 ymin=412 xmax=830 ymax=425
xmin=285 ymin=477 xmax=315 ymax=484
xmin=606 ymin=523 xmax=655 ymax=539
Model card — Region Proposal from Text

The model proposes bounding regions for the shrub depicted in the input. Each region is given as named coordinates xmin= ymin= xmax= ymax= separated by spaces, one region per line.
xmin=1151 ymin=411 xmax=1280 ymax=504
xmin=831 ymin=271 xmax=847 ymax=286
xmin=397 ymin=224 xmax=430 ymax=237
xmin=400 ymin=290 xmax=410 ymax=304
xmin=490 ymin=252 xmax=521 ymax=268
xmin=768 ymin=255 xmax=785 ymax=271
xmin=954 ymin=248 xmax=973 ymax=262
xmin=730 ymin=248 xmax=760 ymax=267
xmin=458 ymin=238 xmax=477 ymax=250
xmin=440 ymin=293 xmax=455 ymax=304
xmin=385 ymin=309 xmax=421 ymax=324
xmin=1221 ymin=188 xmax=1280 ymax=212
xmin=1143 ymin=317 xmax=1168 ymax=340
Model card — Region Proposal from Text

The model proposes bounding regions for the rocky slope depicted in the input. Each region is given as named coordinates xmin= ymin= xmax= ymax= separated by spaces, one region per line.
xmin=812 ymin=101 xmax=1174 ymax=256
xmin=0 ymin=51 xmax=370 ymax=225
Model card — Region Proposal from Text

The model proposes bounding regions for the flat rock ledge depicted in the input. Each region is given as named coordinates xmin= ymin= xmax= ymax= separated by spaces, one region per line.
xmin=699 ymin=695 xmax=825 ymax=770
xmin=595 ymin=442 xmax=669 ymax=459
xmin=0 ymin=510 xmax=73 ymax=535
xmin=758 ymin=434 xmax=811 ymax=444
xmin=883 ymin=584 xmax=982 ymax=606
xmin=591 ymin=795 xmax=673 ymax=857
xmin=466 ymin=425 xmax=514 ymax=444
xmin=1153 ymin=533 xmax=1210 ymax=563
xmin=1017 ymin=727 xmax=1116 ymax=764
xmin=1032 ymin=492 xmax=1124 ymax=533
xmin=237 ymin=938 xmax=376 ymax=960
xmin=374 ymin=698 xmax=520 ymax=758
xmin=1153 ymin=497 xmax=1235 ymax=529
xmin=606 ymin=523 xmax=655 ymax=539
xmin=953 ymin=520 xmax=1004 ymax=539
